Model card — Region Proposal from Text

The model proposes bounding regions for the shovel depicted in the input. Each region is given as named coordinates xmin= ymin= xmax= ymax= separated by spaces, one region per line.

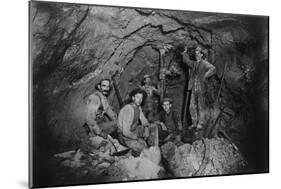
xmin=112 ymin=149 xmax=131 ymax=156
xmin=107 ymin=134 xmax=131 ymax=157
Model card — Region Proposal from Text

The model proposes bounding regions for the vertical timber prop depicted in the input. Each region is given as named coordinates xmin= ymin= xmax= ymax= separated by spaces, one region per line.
xmin=111 ymin=68 xmax=124 ymax=109
xmin=180 ymin=45 xmax=192 ymax=140
xmin=159 ymin=49 xmax=166 ymax=102
xmin=158 ymin=44 xmax=174 ymax=102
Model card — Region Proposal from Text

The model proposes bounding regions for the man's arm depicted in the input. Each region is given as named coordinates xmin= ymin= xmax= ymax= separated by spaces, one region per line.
xmin=152 ymin=112 xmax=167 ymax=131
xmin=204 ymin=61 xmax=216 ymax=80
xmin=152 ymin=86 xmax=160 ymax=97
xmin=104 ymin=106 xmax=117 ymax=121
xmin=85 ymin=94 xmax=102 ymax=135
xmin=139 ymin=107 xmax=150 ymax=139
xmin=181 ymin=52 xmax=195 ymax=68
xmin=118 ymin=105 xmax=137 ymax=139
xmin=139 ymin=107 xmax=149 ymax=126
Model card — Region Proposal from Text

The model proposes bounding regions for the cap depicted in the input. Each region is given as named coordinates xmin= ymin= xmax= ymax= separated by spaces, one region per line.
xmin=161 ymin=97 xmax=173 ymax=104
xmin=143 ymin=74 xmax=151 ymax=79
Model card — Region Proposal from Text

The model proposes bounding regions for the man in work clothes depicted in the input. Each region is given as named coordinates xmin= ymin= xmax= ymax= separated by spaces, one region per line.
xmin=78 ymin=79 xmax=118 ymax=154
xmin=156 ymin=98 xmax=182 ymax=145
xmin=118 ymin=88 xmax=158 ymax=156
xmin=140 ymin=74 xmax=160 ymax=121
xmin=181 ymin=46 xmax=216 ymax=130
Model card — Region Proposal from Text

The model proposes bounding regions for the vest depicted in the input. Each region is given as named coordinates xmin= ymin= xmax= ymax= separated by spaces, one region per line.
xmin=131 ymin=104 xmax=141 ymax=130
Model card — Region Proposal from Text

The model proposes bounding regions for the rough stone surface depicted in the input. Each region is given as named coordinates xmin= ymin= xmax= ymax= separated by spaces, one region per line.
xmin=161 ymin=138 xmax=247 ymax=177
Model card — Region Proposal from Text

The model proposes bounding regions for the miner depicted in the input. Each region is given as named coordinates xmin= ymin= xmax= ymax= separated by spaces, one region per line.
xmin=73 ymin=78 xmax=119 ymax=156
xmin=156 ymin=97 xmax=182 ymax=145
xmin=141 ymin=74 xmax=159 ymax=98
xmin=180 ymin=45 xmax=216 ymax=130
xmin=140 ymin=74 xmax=160 ymax=121
xmin=118 ymin=88 xmax=156 ymax=156
xmin=84 ymin=78 xmax=118 ymax=139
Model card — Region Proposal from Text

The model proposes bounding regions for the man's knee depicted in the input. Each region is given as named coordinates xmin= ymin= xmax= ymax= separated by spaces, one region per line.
xmin=126 ymin=139 xmax=147 ymax=155
xmin=99 ymin=121 xmax=118 ymax=134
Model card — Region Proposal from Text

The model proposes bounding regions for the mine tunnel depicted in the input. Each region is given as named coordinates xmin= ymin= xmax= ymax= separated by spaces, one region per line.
xmin=30 ymin=2 xmax=269 ymax=187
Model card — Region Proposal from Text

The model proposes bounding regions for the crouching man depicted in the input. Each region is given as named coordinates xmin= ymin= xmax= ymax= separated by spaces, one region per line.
xmin=84 ymin=78 xmax=118 ymax=138
xmin=77 ymin=78 xmax=118 ymax=155
xmin=156 ymin=98 xmax=182 ymax=145
xmin=118 ymin=88 xmax=157 ymax=156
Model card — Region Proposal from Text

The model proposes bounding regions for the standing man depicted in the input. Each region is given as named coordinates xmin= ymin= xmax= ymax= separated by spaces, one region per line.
xmin=141 ymin=74 xmax=159 ymax=98
xmin=118 ymin=88 xmax=155 ymax=156
xmin=140 ymin=74 xmax=160 ymax=122
xmin=180 ymin=45 xmax=216 ymax=130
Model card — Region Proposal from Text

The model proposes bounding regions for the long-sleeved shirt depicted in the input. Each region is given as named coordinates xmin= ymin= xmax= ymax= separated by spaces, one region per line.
xmin=85 ymin=91 xmax=117 ymax=134
xmin=158 ymin=110 xmax=182 ymax=134
xmin=141 ymin=85 xmax=159 ymax=98
xmin=118 ymin=103 xmax=149 ymax=140
xmin=182 ymin=53 xmax=216 ymax=91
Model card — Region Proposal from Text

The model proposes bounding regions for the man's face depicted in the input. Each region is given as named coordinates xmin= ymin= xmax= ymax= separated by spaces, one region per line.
xmin=144 ymin=77 xmax=152 ymax=85
xmin=162 ymin=101 xmax=172 ymax=113
xmin=195 ymin=47 xmax=203 ymax=61
xmin=132 ymin=93 xmax=143 ymax=106
xmin=99 ymin=80 xmax=111 ymax=96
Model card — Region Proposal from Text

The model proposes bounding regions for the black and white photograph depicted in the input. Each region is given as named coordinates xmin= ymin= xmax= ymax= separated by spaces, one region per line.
xmin=29 ymin=0 xmax=269 ymax=188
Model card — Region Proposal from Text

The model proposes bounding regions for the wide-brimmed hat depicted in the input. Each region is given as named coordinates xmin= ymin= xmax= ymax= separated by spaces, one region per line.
xmin=128 ymin=88 xmax=147 ymax=106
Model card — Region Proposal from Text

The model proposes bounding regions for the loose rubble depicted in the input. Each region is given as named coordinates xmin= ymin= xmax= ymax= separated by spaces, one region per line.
xmin=106 ymin=146 xmax=162 ymax=181
xmin=50 ymin=137 xmax=247 ymax=185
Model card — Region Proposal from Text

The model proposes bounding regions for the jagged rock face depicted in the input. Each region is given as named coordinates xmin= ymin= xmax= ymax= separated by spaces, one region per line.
xmin=161 ymin=138 xmax=247 ymax=177
xmin=30 ymin=0 xmax=268 ymax=161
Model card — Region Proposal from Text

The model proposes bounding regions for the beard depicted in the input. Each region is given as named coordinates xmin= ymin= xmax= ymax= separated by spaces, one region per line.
xmin=101 ymin=90 xmax=110 ymax=96
xmin=134 ymin=101 xmax=142 ymax=106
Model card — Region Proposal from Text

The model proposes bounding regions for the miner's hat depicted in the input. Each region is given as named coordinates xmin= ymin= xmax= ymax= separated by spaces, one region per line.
xmin=143 ymin=74 xmax=151 ymax=79
xmin=161 ymin=97 xmax=173 ymax=104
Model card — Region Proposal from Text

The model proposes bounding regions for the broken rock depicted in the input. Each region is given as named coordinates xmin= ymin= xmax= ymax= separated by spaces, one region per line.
xmin=161 ymin=137 xmax=247 ymax=177
xmin=106 ymin=147 xmax=162 ymax=181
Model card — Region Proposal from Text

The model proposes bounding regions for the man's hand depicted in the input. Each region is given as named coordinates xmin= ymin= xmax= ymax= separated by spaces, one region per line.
xmin=100 ymin=132 xmax=108 ymax=139
xmin=181 ymin=46 xmax=187 ymax=55
xmin=159 ymin=68 xmax=171 ymax=80
xmin=160 ymin=48 xmax=166 ymax=55
xmin=88 ymin=124 xmax=101 ymax=136
xmin=203 ymin=74 xmax=210 ymax=82
xmin=155 ymin=121 xmax=167 ymax=131
xmin=160 ymin=44 xmax=174 ymax=55
xmin=164 ymin=134 xmax=173 ymax=142
xmin=143 ymin=126 xmax=150 ymax=139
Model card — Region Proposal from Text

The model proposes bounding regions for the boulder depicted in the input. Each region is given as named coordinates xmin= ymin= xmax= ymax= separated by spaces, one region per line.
xmin=161 ymin=138 xmax=247 ymax=177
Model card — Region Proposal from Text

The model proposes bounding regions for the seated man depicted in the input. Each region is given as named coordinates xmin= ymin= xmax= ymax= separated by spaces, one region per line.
xmin=84 ymin=78 xmax=118 ymax=137
xmin=156 ymin=98 xmax=182 ymax=145
xmin=118 ymin=88 xmax=156 ymax=156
